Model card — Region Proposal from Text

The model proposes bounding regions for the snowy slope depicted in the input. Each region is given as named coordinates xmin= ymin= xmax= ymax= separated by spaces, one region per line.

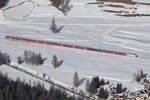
xmin=0 ymin=0 xmax=150 ymax=92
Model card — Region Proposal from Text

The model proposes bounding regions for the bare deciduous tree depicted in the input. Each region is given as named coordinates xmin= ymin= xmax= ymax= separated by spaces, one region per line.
xmin=50 ymin=0 xmax=72 ymax=15
xmin=23 ymin=50 xmax=43 ymax=66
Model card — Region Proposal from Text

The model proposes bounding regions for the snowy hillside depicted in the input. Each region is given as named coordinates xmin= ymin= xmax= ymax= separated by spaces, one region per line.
xmin=0 ymin=0 xmax=150 ymax=95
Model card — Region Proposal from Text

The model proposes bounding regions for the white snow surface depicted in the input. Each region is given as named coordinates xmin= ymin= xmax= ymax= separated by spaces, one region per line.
xmin=0 ymin=0 xmax=150 ymax=92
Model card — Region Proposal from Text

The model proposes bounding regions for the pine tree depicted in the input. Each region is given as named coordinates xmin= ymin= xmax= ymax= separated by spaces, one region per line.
xmin=52 ymin=55 xmax=58 ymax=69
xmin=50 ymin=17 xmax=57 ymax=33
xmin=139 ymin=68 xmax=144 ymax=78
xmin=136 ymin=74 xmax=141 ymax=82
xmin=0 ymin=71 xmax=81 ymax=100
xmin=85 ymin=79 xmax=90 ymax=93
xmin=0 ymin=0 xmax=7 ymax=8
xmin=0 ymin=91 xmax=4 ymax=100
xmin=89 ymin=79 xmax=97 ymax=94
xmin=93 ymin=76 xmax=100 ymax=89
xmin=0 ymin=52 xmax=5 ymax=65
xmin=73 ymin=72 xmax=79 ymax=88
xmin=99 ymin=78 xmax=105 ymax=86
xmin=116 ymin=83 xmax=123 ymax=94
xmin=98 ymin=87 xmax=108 ymax=99
xmin=17 ymin=56 xmax=22 ymax=64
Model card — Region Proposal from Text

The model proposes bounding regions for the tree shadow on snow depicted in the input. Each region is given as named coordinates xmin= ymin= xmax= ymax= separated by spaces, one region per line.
xmin=41 ymin=57 xmax=47 ymax=64
xmin=56 ymin=25 xmax=64 ymax=33
xmin=57 ymin=60 xmax=64 ymax=67
xmin=79 ymin=77 xmax=86 ymax=86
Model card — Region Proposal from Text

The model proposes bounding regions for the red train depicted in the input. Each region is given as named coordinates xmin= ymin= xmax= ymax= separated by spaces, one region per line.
xmin=5 ymin=35 xmax=138 ymax=58
xmin=101 ymin=49 xmax=125 ymax=56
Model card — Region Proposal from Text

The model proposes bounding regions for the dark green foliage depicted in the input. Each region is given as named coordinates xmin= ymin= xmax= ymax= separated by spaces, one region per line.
xmin=89 ymin=77 xmax=106 ymax=94
xmin=73 ymin=72 xmax=79 ymax=87
xmin=89 ymin=76 xmax=99 ymax=94
xmin=136 ymin=74 xmax=141 ymax=82
xmin=133 ymin=68 xmax=146 ymax=82
xmin=99 ymin=78 xmax=105 ymax=86
xmin=50 ymin=17 xmax=58 ymax=33
xmin=17 ymin=56 xmax=22 ymax=64
xmin=52 ymin=55 xmax=58 ymax=69
xmin=0 ymin=0 xmax=8 ymax=8
xmin=98 ymin=88 xmax=108 ymax=99
xmin=89 ymin=79 xmax=97 ymax=94
xmin=93 ymin=76 xmax=100 ymax=89
xmin=0 ymin=71 xmax=84 ymax=100
xmin=0 ymin=52 xmax=6 ymax=65
xmin=116 ymin=83 xmax=123 ymax=94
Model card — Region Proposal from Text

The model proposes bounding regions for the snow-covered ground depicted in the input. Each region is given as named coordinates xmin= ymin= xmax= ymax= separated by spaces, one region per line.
xmin=0 ymin=0 xmax=150 ymax=92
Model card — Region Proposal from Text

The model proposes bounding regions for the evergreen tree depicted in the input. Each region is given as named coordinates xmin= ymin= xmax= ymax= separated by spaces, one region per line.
xmin=85 ymin=79 xmax=90 ymax=93
xmin=93 ymin=76 xmax=100 ymax=89
xmin=17 ymin=56 xmax=22 ymax=64
xmin=89 ymin=79 xmax=97 ymax=94
xmin=136 ymin=74 xmax=141 ymax=82
xmin=133 ymin=68 xmax=146 ymax=82
xmin=73 ymin=72 xmax=79 ymax=88
xmin=89 ymin=76 xmax=102 ymax=94
xmin=116 ymin=83 xmax=123 ymax=94
xmin=0 ymin=52 xmax=6 ymax=65
xmin=138 ymin=68 xmax=144 ymax=79
xmin=52 ymin=55 xmax=58 ymax=69
xmin=98 ymin=88 xmax=108 ymax=99
xmin=0 ymin=91 xmax=4 ymax=100
xmin=0 ymin=0 xmax=8 ymax=8
xmin=99 ymin=78 xmax=105 ymax=86
xmin=50 ymin=17 xmax=57 ymax=33
xmin=0 ymin=65 xmax=86 ymax=100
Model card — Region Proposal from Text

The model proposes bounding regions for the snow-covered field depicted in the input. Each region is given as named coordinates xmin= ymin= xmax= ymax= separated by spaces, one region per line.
xmin=0 ymin=0 xmax=150 ymax=92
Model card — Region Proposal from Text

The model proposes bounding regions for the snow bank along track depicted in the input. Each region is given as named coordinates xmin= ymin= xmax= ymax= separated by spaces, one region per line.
xmin=5 ymin=35 xmax=138 ymax=58
xmin=8 ymin=61 xmax=97 ymax=100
